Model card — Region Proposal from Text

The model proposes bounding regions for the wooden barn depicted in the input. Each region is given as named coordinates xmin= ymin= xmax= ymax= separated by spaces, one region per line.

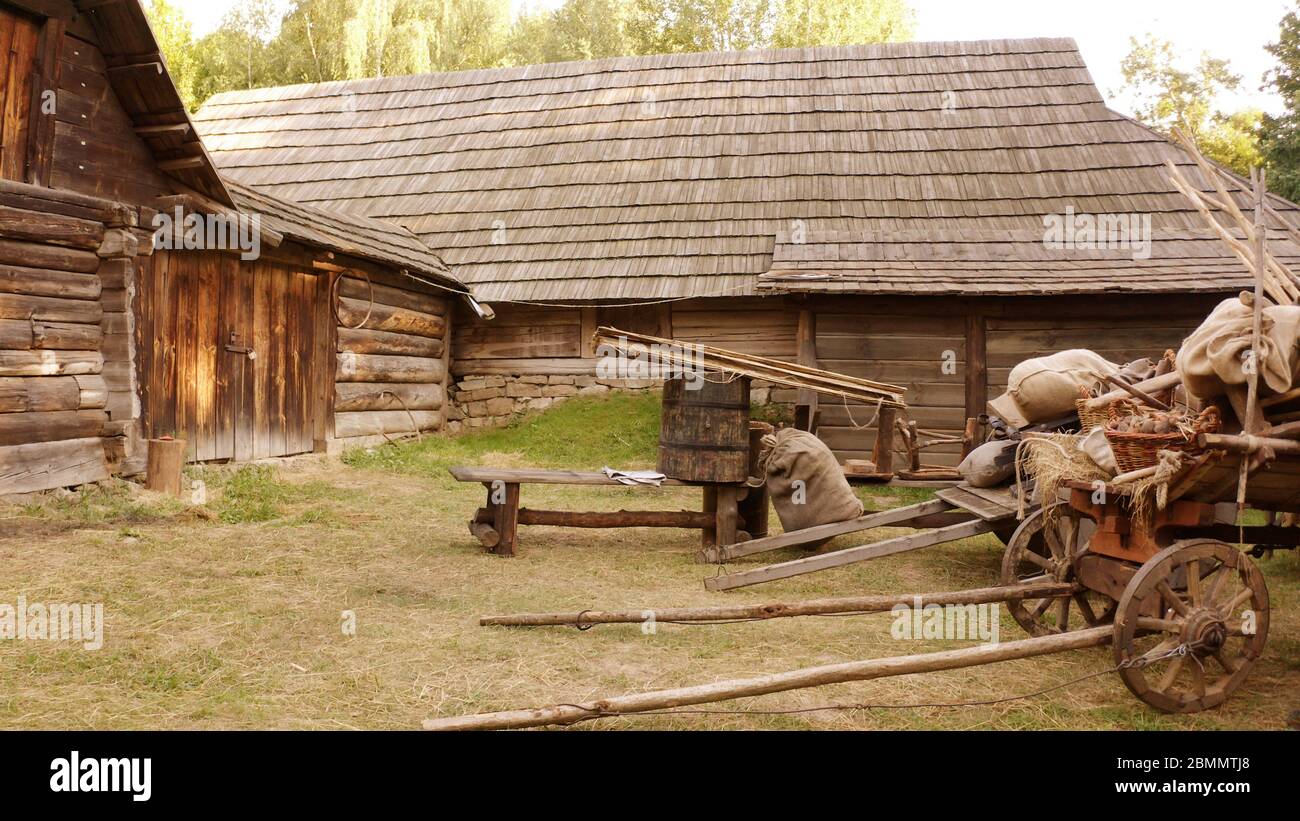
xmin=0 ymin=0 xmax=466 ymax=495
xmin=193 ymin=38 xmax=1300 ymax=465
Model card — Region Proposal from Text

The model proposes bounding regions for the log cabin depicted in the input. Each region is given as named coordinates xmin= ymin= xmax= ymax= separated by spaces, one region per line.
xmin=194 ymin=38 xmax=1300 ymax=465
xmin=0 ymin=0 xmax=468 ymax=495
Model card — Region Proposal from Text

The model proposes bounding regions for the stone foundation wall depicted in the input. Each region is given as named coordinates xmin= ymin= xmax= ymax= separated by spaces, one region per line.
xmin=445 ymin=372 xmax=780 ymax=433
xmin=445 ymin=374 xmax=658 ymax=432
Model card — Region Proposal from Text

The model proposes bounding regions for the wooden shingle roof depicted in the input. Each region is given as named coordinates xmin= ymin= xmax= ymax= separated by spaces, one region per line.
xmin=225 ymin=179 xmax=464 ymax=288
xmin=192 ymin=38 xmax=1300 ymax=301
xmin=763 ymin=228 xmax=1300 ymax=295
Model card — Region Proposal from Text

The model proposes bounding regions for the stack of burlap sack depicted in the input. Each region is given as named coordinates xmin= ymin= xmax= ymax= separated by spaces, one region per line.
xmin=962 ymin=292 xmax=1300 ymax=489
xmin=1176 ymin=293 xmax=1300 ymax=403
xmin=961 ymin=349 xmax=1157 ymax=487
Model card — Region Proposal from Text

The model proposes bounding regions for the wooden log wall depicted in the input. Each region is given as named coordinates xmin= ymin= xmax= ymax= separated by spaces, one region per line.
xmin=332 ymin=273 xmax=449 ymax=444
xmin=0 ymin=180 xmax=131 ymax=493
xmin=813 ymin=302 xmax=967 ymax=465
xmin=451 ymin=297 xmax=794 ymax=377
xmin=451 ymin=293 xmax=1226 ymax=467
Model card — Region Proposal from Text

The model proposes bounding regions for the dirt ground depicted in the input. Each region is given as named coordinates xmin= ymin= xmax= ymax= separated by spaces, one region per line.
xmin=0 ymin=447 xmax=1296 ymax=730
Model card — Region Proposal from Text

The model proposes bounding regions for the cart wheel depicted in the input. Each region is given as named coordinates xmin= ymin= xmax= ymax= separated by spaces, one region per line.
xmin=1113 ymin=539 xmax=1269 ymax=713
xmin=1000 ymin=503 xmax=1116 ymax=637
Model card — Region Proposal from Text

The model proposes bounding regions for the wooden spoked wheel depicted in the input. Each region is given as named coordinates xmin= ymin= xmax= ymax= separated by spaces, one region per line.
xmin=1113 ymin=540 xmax=1269 ymax=713
xmin=1000 ymin=503 xmax=1117 ymax=637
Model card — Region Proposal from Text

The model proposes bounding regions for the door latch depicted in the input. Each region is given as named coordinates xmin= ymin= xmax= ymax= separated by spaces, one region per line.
xmin=226 ymin=329 xmax=257 ymax=360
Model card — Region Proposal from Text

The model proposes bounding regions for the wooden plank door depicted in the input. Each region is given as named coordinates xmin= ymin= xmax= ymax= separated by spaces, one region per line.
xmin=250 ymin=262 xmax=322 ymax=459
xmin=138 ymin=250 xmax=238 ymax=462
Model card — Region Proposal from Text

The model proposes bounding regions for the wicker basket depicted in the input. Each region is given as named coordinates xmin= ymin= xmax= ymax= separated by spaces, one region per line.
xmin=1076 ymin=386 xmax=1109 ymax=430
xmin=1103 ymin=406 xmax=1220 ymax=473
xmin=1104 ymin=431 xmax=1197 ymax=473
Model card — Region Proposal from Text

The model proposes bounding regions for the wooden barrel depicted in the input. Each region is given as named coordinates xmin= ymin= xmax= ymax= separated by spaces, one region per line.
xmin=658 ymin=375 xmax=751 ymax=482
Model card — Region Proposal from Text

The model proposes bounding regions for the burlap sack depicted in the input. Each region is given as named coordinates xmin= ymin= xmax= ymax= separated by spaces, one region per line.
xmin=987 ymin=349 xmax=1120 ymax=429
xmin=1177 ymin=295 xmax=1300 ymax=400
xmin=957 ymin=440 xmax=1018 ymax=488
xmin=761 ymin=428 xmax=863 ymax=541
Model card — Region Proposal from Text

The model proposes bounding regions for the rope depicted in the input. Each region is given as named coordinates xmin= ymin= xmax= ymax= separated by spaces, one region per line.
xmin=840 ymin=395 xmax=884 ymax=431
xmin=332 ymin=268 xmax=374 ymax=329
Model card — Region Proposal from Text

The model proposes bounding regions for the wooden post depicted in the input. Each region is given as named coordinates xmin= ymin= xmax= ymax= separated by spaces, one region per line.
xmin=871 ymin=405 xmax=897 ymax=476
xmin=737 ymin=421 xmax=772 ymax=540
xmin=1241 ymin=169 xmax=1268 ymax=510
xmin=423 ymin=626 xmax=1112 ymax=730
xmin=700 ymin=485 xmax=717 ymax=549
xmin=144 ymin=438 xmax=186 ymax=497
xmin=964 ymin=311 xmax=987 ymax=424
xmin=794 ymin=307 xmax=819 ymax=431
xmin=961 ymin=417 xmax=979 ymax=460
xmin=714 ymin=485 xmax=741 ymax=547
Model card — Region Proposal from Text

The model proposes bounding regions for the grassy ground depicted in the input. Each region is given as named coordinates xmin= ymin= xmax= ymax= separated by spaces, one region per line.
xmin=1 ymin=392 xmax=1296 ymax=729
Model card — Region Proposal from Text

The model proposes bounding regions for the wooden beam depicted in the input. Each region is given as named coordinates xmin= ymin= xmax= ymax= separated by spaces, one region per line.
xmin=474 ymin=506 xmax=713 ymax=529
xmin=134 ymin=123 xmax=191 ymax=136
xmin=157 ymin=155 xmax=206 ymax=172
xmin=105 ymin=62 xmax=164 ymax=75
xmin=704 ymin=518 xmax=990 ymax=591
xmin=700 ymin=498 xmax=956 ymax=563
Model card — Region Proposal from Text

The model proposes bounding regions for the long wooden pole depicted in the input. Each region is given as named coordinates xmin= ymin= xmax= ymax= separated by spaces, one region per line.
xmin=704 ymin=518 xmax=992 ymax=591
xmin=479 ymin=581 xmax=1079 ymax=627
xmin=1241 ymin=169 xmax=1268 ymax=511
xmin=422 ymin=626 xmax=1112 ymax=730
xmin=1083 ymin=372 xmax=1182 ymax=412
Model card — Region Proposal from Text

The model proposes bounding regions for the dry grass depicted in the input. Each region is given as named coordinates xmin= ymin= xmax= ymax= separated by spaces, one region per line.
xmin=0 ymin=396 xmax=1296 ymax=730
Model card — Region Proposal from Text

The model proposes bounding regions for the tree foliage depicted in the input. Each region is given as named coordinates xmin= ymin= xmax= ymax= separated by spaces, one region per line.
xmin=1115 ymin=34 xmax=1261 ymax=177
xmin=145 ymin=0 xmax=913 ymax=109
xmin=1262 ymin=2 xmax=1300 ymax=202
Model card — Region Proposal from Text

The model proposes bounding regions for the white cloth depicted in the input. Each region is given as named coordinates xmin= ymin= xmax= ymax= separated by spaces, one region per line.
xmin=602 ymin=467 xmax=666 ymax=486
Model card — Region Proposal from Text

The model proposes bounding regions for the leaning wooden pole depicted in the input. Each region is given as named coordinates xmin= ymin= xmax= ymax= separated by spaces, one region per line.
xmin=479 ymin=581 xmax=1079 ymax=627
xmin=422 ymin=626 xmax=1112 ymax=730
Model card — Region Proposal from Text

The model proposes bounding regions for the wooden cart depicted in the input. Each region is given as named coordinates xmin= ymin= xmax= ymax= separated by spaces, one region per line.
xmin=998 ymin=447 xmax=1295 ymax=713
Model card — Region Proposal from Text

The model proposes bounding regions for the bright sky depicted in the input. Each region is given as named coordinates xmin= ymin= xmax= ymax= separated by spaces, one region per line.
xmin=172 ymin=0 xmax=1293 ymax=116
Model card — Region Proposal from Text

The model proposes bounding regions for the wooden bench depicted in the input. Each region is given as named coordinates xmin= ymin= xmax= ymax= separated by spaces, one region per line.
xmin=449 ymin=466 xmax=759 ymax=556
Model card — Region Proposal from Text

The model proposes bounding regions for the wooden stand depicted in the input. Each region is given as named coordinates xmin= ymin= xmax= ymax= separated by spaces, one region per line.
xmin=144 ymin=438 xmax=186 ymax=497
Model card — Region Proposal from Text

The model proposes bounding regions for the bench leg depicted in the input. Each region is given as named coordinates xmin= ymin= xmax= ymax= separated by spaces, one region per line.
xmin=477 ymin=481 xmax=521 ymax=556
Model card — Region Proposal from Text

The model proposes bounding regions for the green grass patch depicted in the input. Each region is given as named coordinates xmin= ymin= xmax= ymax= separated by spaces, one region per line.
xmin=205 ymin=465 xmax=343 ymax=525
xmin=342 ymin=391 xmax=664 ymax=479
